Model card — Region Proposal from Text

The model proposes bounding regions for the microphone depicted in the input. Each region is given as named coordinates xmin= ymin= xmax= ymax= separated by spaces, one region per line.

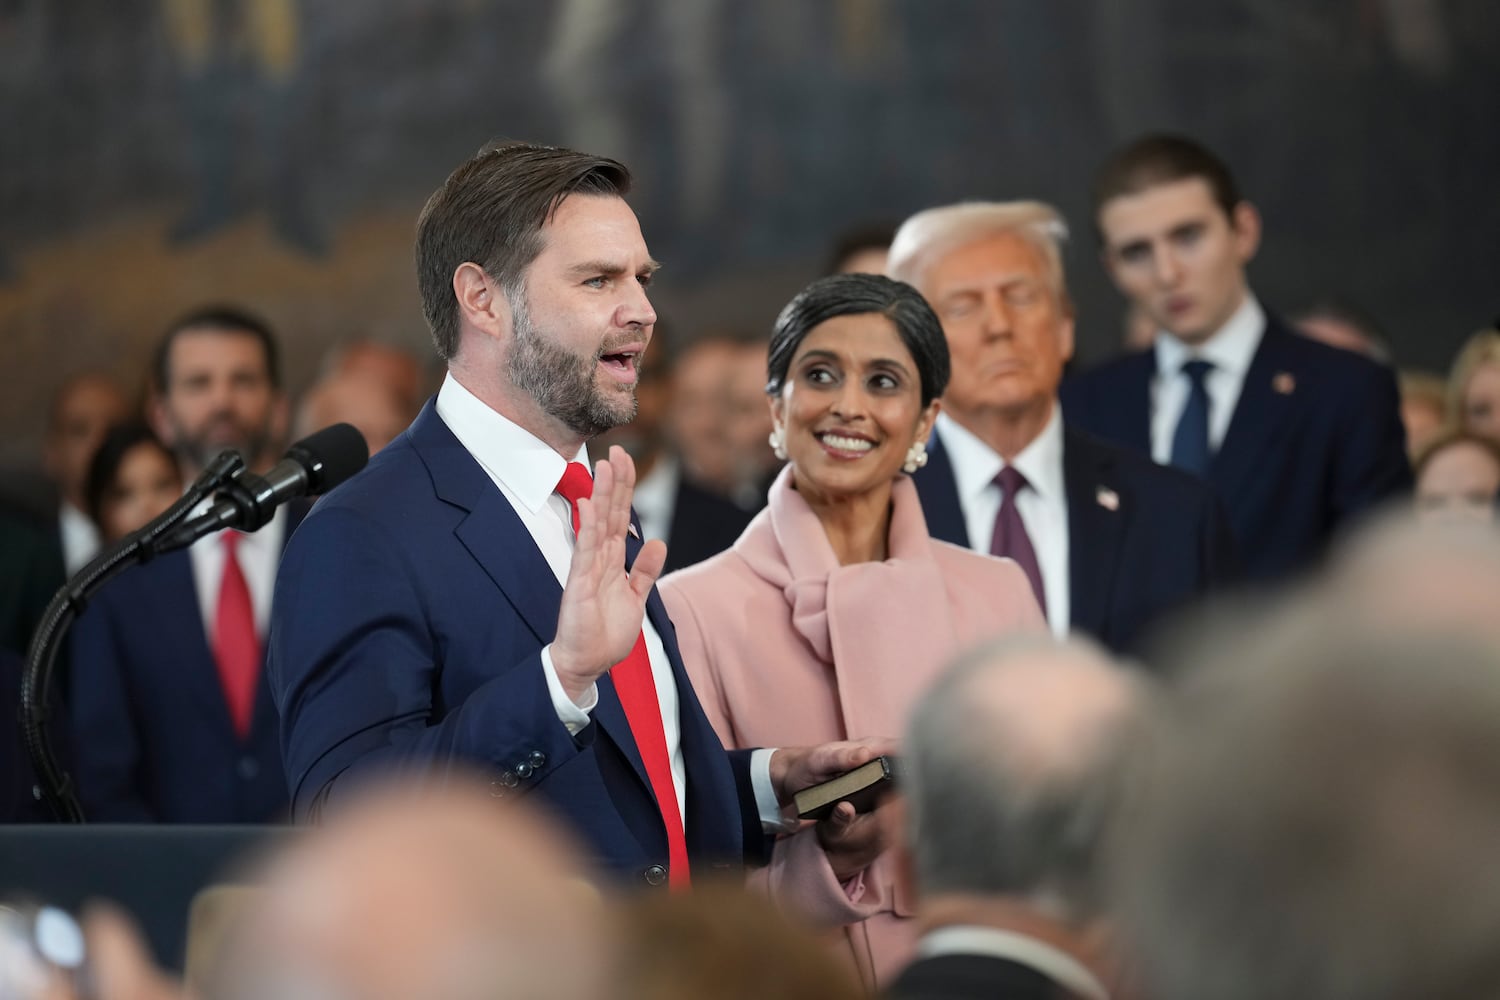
xmin=154 ymin=423 xmax=368 ymax=552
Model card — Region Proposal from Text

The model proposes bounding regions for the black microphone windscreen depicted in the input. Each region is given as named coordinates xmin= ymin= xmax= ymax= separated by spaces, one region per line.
xmin=290 ymin=423 xmax=369 ymax=494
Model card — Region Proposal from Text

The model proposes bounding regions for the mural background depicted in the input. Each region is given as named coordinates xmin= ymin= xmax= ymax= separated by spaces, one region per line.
xmin=2 ymin=0 xmax=1496 ymax=473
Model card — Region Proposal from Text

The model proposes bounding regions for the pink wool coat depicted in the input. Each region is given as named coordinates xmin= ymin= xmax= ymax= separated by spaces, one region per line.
xmin=659 ymin=467 xmax=1045 ymax=988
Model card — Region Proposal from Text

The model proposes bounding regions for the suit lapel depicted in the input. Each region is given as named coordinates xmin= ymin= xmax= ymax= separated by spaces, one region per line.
xmin=413 ymin=405 xmax=655 ymax=793
xmin=148 ymin=552 xmax=238 ymax=733
xmin=1212 ymin=324 xmax=1298 ymax=500
xmin=912 ymin=432 xmax=971 ymax=549
xmin=1063 ymin=429 xmax=1126 ymax=642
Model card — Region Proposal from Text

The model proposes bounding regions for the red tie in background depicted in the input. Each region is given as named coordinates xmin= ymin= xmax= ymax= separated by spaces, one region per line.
xmin=555 ymin=462 xmax=690 ymax=888
xmin=213 ymin=532 xmax=260 ymax=740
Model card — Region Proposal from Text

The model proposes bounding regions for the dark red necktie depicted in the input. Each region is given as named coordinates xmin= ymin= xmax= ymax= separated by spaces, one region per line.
xmin=212 ymin=532 xmax=260 ymax=740
xmin=991 ymin=466 xmax=1048 ymax=618
xmin=555 ymin=462 xmax=690 ymax=888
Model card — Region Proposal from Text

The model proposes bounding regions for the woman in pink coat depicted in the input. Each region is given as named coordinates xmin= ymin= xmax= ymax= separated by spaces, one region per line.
xmin=659 ymin=273 xmax=1045 ymax=989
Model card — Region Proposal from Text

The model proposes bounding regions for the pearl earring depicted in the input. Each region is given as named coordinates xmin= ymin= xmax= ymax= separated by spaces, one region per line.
xmin=903 ymin=440 xmax=929 ymax=474
xmin=770 ymin=427 xmax=788 ymax=461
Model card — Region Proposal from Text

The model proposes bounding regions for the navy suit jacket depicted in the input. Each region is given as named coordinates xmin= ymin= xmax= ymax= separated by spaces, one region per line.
xmin=913 ymin=425 xmax=1237 ymax=653
xmin=67 ymin=507 xmax=305 ymax=823
xmin=662 ymin=474 xmax=756 ymax=573
xmin=1060 ymin=317 xmax=1411 ymax=580
xmin=268 ymin=401 xmax=754 ymax=885
xmin=886 ymin=952 xmax=1085 ymax=1000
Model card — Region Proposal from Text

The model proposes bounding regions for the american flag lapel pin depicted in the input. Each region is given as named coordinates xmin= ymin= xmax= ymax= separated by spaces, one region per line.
xmin=1096 ymin=486 xmax=1120 ymax=511
xmin=1273 ymin=372 xmax=1296 ymax=395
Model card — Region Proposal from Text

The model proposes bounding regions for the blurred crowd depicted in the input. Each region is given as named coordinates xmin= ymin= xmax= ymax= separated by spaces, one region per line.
xmin=1 ymin=126 xmax=1498 ymax=1000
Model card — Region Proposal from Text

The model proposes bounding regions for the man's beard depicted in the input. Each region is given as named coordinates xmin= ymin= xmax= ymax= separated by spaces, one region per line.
xmin=172 ymin=415 xmax=272 ymax=474
xmin=507 ymin=294 xmax=639 ymax=440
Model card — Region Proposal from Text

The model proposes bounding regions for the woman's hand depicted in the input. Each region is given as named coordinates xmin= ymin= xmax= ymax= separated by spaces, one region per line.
xmin=817 ymin=799 xmax=892 ymax=882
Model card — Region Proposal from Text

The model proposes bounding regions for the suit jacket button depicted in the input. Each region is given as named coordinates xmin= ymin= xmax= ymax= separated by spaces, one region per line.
xmin=528 ymin=750 xmax=546 ymax=768
xmin=498 ymin=770 xmax=520 ymax=788
xmin=643 ymin=864 xmax=668 ymax=887
xmin=488 ymin=781 xmax=507 ymax=799
xmin=516 ymin=762 xmax=533 ymax=778
xmin=236 ymin=756 xmax=260 ymax=780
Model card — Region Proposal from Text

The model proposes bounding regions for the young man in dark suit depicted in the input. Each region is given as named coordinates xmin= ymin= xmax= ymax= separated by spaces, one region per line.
xmin=270 ymin=142 xmax=877 ymax=889
xmin=69 ymin=306 xmax=296 ymax=822
xmin=1062 ymin=134 xmax=1411 ymax=580
xmin=890 ymin=200 xmax=1236 ymax=654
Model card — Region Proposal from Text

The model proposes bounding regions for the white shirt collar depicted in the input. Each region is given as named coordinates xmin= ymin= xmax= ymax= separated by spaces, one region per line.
xmin=1154 ymin=293 xmax=1265 ymax=380
xmin=57 ymin=500 xmax=100 ymax=575
xmin=435 ymin=373 xmax=589 ymax=512
xmin=937 ymin=404 xmax=1066 ymax=503
xmin=917 ymin=925 xmax=1109 ymax=1000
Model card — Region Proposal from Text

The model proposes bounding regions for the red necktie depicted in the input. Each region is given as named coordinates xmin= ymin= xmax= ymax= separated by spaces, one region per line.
xmin=213 ymin=532 xmax=261 ymax=740
xmin=556 ymin=462 xmax=690 ymax=888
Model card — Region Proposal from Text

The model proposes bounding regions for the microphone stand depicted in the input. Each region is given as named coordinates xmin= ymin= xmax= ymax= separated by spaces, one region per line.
xmin=21 ymin=449 xmax=246 ymax=822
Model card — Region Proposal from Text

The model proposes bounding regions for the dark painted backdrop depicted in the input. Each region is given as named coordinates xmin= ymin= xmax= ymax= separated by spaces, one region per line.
xmin=1 ymin=0 xmax=1495 ymax=471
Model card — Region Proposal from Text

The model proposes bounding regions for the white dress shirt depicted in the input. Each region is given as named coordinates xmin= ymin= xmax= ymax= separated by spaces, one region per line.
xmin=916 ymin=925 xmax=1109 ymax=1000
xmin=437 ymin=375 xmax=784 ymax=830
xmin=436 ymin=374 xmax=690 ymax=817
xmin=58 ymin=501 xmax=100 ymax=576
xmin=935 ymin=408 xmax=1070 ymax=638
xmin=1149 ymin=294 xmax=1266 ymax=465
xmin=189 ymin=504 xmax=289 ymax=643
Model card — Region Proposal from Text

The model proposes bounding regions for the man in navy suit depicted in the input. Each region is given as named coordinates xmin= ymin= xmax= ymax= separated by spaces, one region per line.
xmin=70 ymin=307 xmax=294 ymax=822
xmin=269 ymin=142 xmax=875 ymax=888
xmin=889 ymin=200 xmax=1236 ymax=654
xmin=1062 ymin=134 xmax=1410 ymax=580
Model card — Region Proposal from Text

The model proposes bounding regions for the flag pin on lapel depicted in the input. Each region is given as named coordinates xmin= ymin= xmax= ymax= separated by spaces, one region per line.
xmin=1096 ymin=486 xmax=1120 ymax=511
xmin=1273 ymin=371 xmax=1296 ymax=395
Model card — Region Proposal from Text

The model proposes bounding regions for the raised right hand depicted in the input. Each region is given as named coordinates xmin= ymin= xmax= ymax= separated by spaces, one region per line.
xmin=551 ymin=447 xmax=667 ymax=700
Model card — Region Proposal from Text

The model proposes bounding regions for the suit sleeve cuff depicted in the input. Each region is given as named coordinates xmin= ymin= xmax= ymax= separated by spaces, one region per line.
xmin=541 ymin=644 xmax=597 ymax=736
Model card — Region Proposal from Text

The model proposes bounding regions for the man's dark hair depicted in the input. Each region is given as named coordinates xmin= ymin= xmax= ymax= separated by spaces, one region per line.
xmin=1091 ymin=134 xmax=1243 ymax=237
xmin=765 ymin=273 xmax=951 ymax=408
xmin=153 ymin=305 xmax=282 ymax=392
xmin=415 ymin=141 xmax=632 ymax=361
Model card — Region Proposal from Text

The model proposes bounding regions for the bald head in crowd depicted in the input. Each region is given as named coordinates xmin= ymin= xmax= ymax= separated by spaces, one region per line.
xmin=204 ymin=779 xmax=610 ymax=1000
xmin=903 ymin=635 xmax=1144 ymax=919
xmin=294 ymin=374 xmax=410 ymax=456
xmin=1114 ymin=587 xmax=1500 ymax=1000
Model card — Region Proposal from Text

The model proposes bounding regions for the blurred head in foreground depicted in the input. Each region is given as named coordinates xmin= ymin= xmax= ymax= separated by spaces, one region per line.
xmin=611 ymin=879 xmax=864 ymax=1000
xmin=1114 ymin=565 xmax=1500 ymax=1000
xmin=204 ymin=777 xmax=608 ymax=1000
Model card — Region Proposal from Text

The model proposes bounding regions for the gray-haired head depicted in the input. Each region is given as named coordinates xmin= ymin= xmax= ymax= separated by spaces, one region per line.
xmin=904 ymin=634 xmax=1148 ymax=923
xmin=1115 ymin=602 xmax=1500 ymax=1000
xmin=887 ymin=201 xmax=1072 ymax=311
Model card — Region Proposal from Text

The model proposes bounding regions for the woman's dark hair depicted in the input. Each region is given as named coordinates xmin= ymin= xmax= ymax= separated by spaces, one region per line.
xmin=85 ymin=422 xmax=177 ymax=526
xmin=765 ymin=273 xmax=951 ymax=407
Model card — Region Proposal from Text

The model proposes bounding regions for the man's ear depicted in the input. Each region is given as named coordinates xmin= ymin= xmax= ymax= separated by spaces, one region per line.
xmin=1058 ymin=312 xmax=1077 ymax=366
xmin=1231 ymin=201 xmax=1262 ymax=264
xmin=453 ymin=263 xmax=511 ymax=342
xmin=147 ymin=394 xmax=175 ymax=446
